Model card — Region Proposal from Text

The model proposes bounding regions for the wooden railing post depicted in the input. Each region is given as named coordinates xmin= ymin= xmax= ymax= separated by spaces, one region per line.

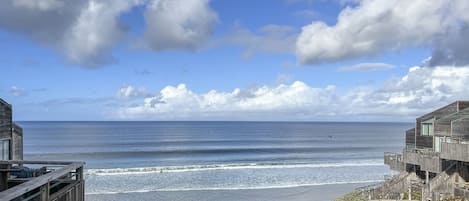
xmin=0 ymin=164 xmax=11 ymax=191
xmin=40 ymin=183 xmax=50 ymax=201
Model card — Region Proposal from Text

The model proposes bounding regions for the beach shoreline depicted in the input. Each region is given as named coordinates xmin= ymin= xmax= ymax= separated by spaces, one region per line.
xmin=86 ymin=182 xmax=374 ymax=201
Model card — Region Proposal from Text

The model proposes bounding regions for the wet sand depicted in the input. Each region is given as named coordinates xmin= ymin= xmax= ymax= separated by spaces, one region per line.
xmin=86 ymin=182 xmax=372 ymax=201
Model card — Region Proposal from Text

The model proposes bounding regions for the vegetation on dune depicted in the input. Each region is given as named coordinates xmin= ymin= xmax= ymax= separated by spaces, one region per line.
xmin=403 ymin=191 xmax=421 ymax=200
xmin=333 ymin=191 xmax=367 ymax=201
xmin=442 ymin=196 xmax=465 ymax=201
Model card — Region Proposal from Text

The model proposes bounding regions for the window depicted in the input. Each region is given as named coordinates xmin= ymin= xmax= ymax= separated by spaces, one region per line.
xmin=434 ymin=136 xmax=441 ymax=152
xmin=0 ymin=139 xmax=10 ymax=160
xmin=421 ymin=119 xmax=434 ymax=136
xmin=406 ymin=143 xmax=415 ymax=151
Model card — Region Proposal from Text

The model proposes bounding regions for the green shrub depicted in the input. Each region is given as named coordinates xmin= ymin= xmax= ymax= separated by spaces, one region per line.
xmin=442 ymin=196 xmax=464 ymax=201
xmin=334 ymin=191 xmax=367 ymax=201
xmin=403 ymin=191 xmax=421 ymax=200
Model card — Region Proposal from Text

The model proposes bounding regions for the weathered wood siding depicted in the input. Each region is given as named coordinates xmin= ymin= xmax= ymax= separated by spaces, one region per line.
xmin=416 ymin=135 xmax=433 ymax=149
xmin=415 ymin=102 xmax=459 ymax=142
xmin=452 ymin=119 xmax=469 ymax=140
xmin=12 ymin=123 xmax=23 ymax=160
xmin=458 ymin=101 xmax=469 ymax=111
xmin=0 ymin=100 xmax=12 ymax=139
xmin=384 ymin=153 xmax=405 ymax=171
xmin=434 ymin=120 xmax=451 ymax=137
xmin=440 ymin=142 xmax=469 ymax=162
xmin=403 ymin=151 xmax=441 ymax=173
xmin=405 ymin=128 xmax=416 ymax=144
xmin=417 ymin=102 xmax=458 ymax=123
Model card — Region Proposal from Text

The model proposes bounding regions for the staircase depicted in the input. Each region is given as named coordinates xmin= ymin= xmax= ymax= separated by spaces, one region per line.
xmin=424 ymin=161 xmax=458 ymax=200
xmin=369 ymin=171 xmax=419 ymax=200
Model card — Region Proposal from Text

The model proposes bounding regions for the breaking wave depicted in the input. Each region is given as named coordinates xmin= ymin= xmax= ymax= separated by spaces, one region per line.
xmin=86 ymin=160 xmax=383 ymax=176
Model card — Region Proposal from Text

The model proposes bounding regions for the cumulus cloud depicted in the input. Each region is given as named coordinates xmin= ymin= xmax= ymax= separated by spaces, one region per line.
xmin=116 ymin=84 xmax=147 ymax=99
xmin=0 ymin=0 xmax=219 ymax=67
xmin=0 ymin=0 xmax=141 ymax=67
xmin=222 ymin=24 xmax=297 ymax=59
xmin=425 ymin=25 xmax=469 ymax=67
xmin=338 ymin=62 xmax=394 ymax=72
xmin=117 ymin=82 xmax=337 ymax=120
xmin=63 ymin=0 xmax=141 ymax=67
xmin=296 ymin=0 xmax=469 ymax=65
xmin=142 ymin=0 xmax=218 ymax=51
xmin=116 ymin=65 xmax=469 ymax=121
xmin=340 ymin=66 xmax=469 ymax=118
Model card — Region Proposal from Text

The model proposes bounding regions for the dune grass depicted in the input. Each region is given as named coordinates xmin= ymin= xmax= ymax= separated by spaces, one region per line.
xmin=333 ymin=191 xmax=367 ymax=201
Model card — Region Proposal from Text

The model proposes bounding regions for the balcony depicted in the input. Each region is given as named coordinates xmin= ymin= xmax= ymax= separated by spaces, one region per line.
xmin=440 ymin=141 xmax=469 ymax=162
xmin=384 ymin=152 xmax=405 ymax=171
xmin=0 ymin=160 xmax=84 ymax=201
xmin=403 ymin=149 xmax=441 ymax=173
xmin=405 ymin=128 xmax=416 ymax=145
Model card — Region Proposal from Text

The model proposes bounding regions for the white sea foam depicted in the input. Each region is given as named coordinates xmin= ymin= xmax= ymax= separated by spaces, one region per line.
xmin=85 ymin=160 xmax=383 ymax=176
xmin=85 ymin=180 xmax=383 ymax=195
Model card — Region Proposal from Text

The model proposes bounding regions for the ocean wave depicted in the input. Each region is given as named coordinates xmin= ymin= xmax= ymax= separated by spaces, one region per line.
xmin=85 ymin=180 xmax=383 ymax=195
xmin=85 ymin=160 xmax=383 ymax=176
xmin=26 ymin=146 xmax=381 ymax=158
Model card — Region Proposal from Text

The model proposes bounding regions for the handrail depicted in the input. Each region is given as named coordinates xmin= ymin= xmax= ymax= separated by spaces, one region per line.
xmin=429 ymin=160 xmax=457 ymax=191
xmin=0 ymin=161 xmax=84 ymax=201
xmin=0 ymin=160 xmax=81 ymax=165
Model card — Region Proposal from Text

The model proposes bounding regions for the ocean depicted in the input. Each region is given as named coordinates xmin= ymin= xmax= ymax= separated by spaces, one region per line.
xmin=18 ymin=121 xmax=410 ymax=201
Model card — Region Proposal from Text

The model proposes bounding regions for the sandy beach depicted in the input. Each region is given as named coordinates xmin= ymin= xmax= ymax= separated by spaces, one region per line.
xmin=86 ymin=182 xmax=372 ymax=201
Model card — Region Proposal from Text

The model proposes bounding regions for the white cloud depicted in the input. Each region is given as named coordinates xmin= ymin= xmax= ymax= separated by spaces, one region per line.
xmin=142 ymin=0 xmax=218 ymax=51
xmin=64 ymin=0 xmax=141 ymax=67
xmin=116 ymin=84 xmax=147 ymax=99
xmin=116 ymin=66 xmax=469 ymax=121
xmin=9 ymin=86 xmax=27 ymax=97
xmin=117 ymin=82 xmax=337 ymax=120
xmin=0 ymin=0 xmax=142 ymax=67
xmin=296 ymin=0 xmax=469 ymax=65
xmin=0 ymin=0 xmax=219 ymax=67
xmin=337 ymin=62 xmax=394 ymax=72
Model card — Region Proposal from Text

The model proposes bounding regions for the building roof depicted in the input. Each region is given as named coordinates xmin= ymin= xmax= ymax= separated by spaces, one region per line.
xmin=417 ymin=101 xmax=469 ymax=121
xmin=438 ymin=106 xmax=469 ymax=122
xmin=0 ymin=98 xmax=10 ymax=107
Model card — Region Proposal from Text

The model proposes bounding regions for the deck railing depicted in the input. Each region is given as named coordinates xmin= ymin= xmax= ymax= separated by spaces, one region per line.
xmin=0 ymin=160 xmax=84 ymax=201
xmin=384 ymin=152 xmax=405 ymax=171
xmin=403 ymin=148 xmax=441 ymax=172
xmin=441 ymin=141 xmax=469 ymax=162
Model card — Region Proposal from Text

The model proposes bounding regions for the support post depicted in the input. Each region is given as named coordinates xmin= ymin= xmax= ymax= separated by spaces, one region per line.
xmin=0 ymin=164 xmax=10 ymax=191
xmin=426 ymin=171 xmax=429 ymax=184
xmin=40 ymin=183 xmax=49 ymax=201
xmin=408 ymin=185 xmax=412 ymax=201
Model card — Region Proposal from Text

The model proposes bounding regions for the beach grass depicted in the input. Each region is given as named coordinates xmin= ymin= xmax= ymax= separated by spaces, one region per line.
xmin=333 ymin=191 xmax=367 ymax=201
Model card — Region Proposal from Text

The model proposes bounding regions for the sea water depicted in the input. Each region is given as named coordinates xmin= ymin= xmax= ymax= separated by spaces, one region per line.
xmin=19 ymin=121 xmax=409 ymax=199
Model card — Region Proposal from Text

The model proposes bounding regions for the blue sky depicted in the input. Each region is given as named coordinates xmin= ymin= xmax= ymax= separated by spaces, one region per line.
xmin=1 ymin=0 xmax=469 ymax=121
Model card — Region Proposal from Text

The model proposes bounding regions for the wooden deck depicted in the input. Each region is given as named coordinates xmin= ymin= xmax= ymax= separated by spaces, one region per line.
xmin=403 ymin=149 xmax=441 ymax=173
xmin=441 ymin=142 xmax=469 ymax=162
xmin=384 ymin=152 xmax=405 ymax=171
xmin=0 ymin=160 xmax=85 ymax=201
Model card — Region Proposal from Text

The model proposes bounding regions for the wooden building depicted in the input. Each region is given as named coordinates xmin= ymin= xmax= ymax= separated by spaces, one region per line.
xmin=0 ymin=99 xmax=84 ymax=201
xmin=0 ymin=98 xmax=23 ymax=161
xmin=384 ymin=101 xmax=469 ymax=200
